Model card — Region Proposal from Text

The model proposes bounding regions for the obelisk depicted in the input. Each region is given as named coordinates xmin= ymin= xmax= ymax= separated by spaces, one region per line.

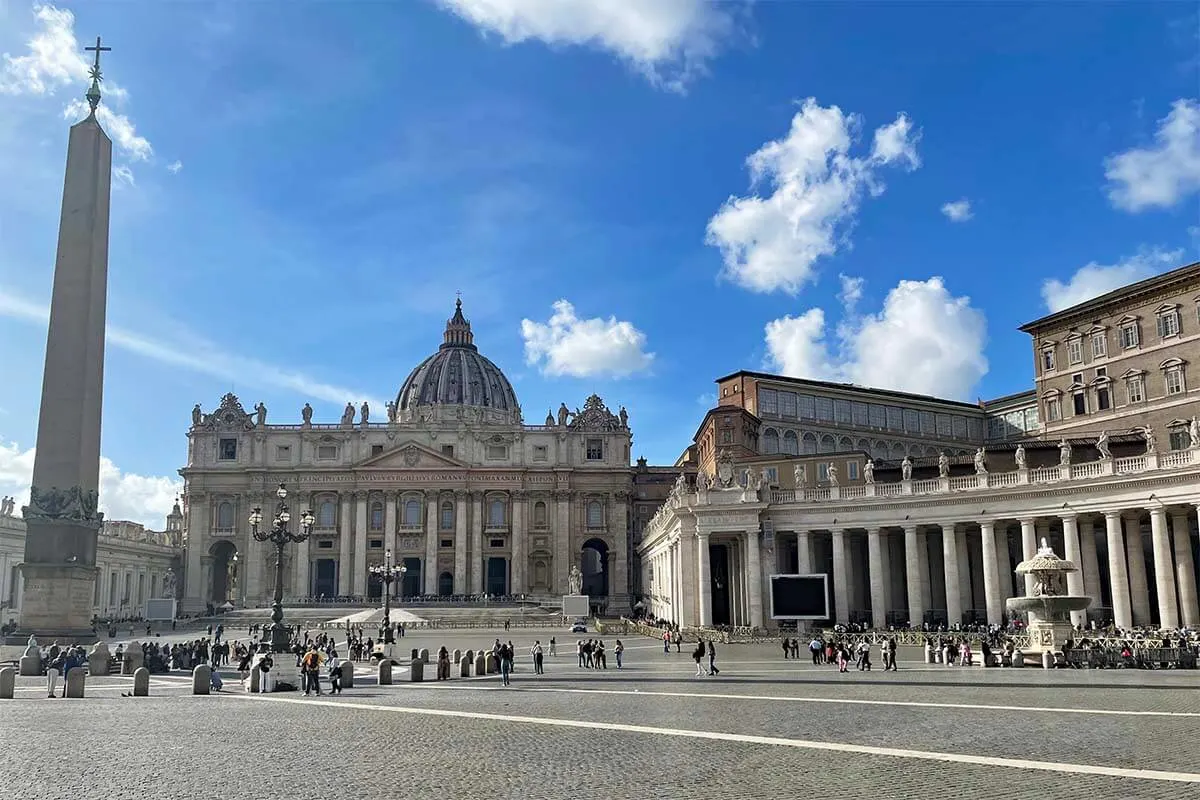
xmin=15 ymin=37 xmax=113 ymax=641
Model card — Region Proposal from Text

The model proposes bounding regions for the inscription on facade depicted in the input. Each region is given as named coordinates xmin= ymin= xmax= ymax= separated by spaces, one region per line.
xmin=265 ymin=471 xmax=557 ymax=485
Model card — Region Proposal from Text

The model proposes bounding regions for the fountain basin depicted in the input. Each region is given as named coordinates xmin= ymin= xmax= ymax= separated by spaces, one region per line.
xmin=1006 ymin=595 xmax=1092 ymax=619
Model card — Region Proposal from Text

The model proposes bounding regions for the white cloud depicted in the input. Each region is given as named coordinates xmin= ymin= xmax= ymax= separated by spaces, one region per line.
xmin=0 ymin=287 xmax=385 ymax=409
xmin=435 ymin=0 xmax=740 ymax=92
xmin=837 ymin=273 xmax=863 ymax=312
xmin=63 ymin=99 xmax=153 ymax=161
xmin=705 ymin=98 xmax=921 ymax=295
xmin=520 ymin=299 xmax=654 ymax=378
xmin=941 ymin=198 xmax=972 ymax=222
xmin=0 ymin=439 xmax=180 ymax=529
xmin=1040 ymin=247 xmax=1183 ymax=312
xmin=166 ymin=160 xmax=182 ymax=174
xmin=1105 ymin=98 xmax=1200 ymax=212
xmin=764 ymin=276 xmax=988 ymax=401
xmin=112 ymin=164 xmax=134 ymax=186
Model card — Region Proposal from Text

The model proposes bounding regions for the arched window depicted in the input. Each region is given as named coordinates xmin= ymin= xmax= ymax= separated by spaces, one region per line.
xmin=856 ymin=439 xmax=870 ymax=453
xmin=801 ymin=432 xmax=817 ymax=455
xmin=403 ymin=499 xmax=421 ymax=527
xmin=587 ymin=500 xmax=604 ymax=529
xmin=782 ymin=430 xmax=799 ymax=455
xmin=216 ymin=501 xmax=234 ymax=529
xmin=762 ymin=428 xmax=780 ymax=455
xmin=819 ymin=434 xmax=835 ymax=453
xmin=839 ymin=436 xmax=853 ymax=452
xmin=440 ymin=501 xmax=454 ymax=530
xmin=533 ymin=501 xmax=547 ymax=528
xmin=488 ymin=498 xmax=506 ymax=527
xmin=872 ymin=441 xmax=888 ymax=460
xmin=319 ymin=501 xmax=336 ymax=529
xmin=890 ymin=442 xmax=905 ymax=461
xmin=369 ymin=501 xmax=383 ymax=531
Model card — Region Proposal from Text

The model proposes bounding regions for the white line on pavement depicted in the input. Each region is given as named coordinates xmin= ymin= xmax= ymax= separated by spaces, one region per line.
xmin=225 ymin=692 xmax=1200 ymax=784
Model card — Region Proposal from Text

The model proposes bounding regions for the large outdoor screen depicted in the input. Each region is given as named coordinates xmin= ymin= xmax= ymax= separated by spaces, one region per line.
xmin=769 ymin=574 xmax=829 ymax=620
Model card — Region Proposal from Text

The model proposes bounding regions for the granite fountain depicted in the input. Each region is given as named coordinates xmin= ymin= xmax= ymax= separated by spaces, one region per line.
xmin=1005 ymin=538 xmax=1092 ymax=665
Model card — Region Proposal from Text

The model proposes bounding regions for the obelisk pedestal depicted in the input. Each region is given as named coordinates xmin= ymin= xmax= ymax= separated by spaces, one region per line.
xmin=11 ymin=43 xmax=113 ymax=643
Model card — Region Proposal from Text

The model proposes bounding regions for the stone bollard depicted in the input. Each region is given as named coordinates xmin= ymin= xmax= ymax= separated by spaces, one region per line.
xmin=132 ymin=667 xmax=150 ymax=696
xmin=192 ymin=664 xmax=212 ymax=695
xmin=1042 ymin=651 xmax=1054 ymax=670
xmin=419 ymin=647 xmax=429 ymax=664
xmin=88 ymin=642 xmax=111 ymax=676
xmin=485 ymin=653 xmax=497 ymax=674
xmin=122 ymin=642 xmax=144 ymax=675
xmin=942 ymin=647 xmax=952 ymax=667
xmin=65 ymin=666 xmax=86 ymax=698
xmin=410 ymin=658 xmax=424 ymax=682
xmin=340 ymin=661 xmax=354 ymax=689
xmin=453 ymin=648 xmax=462 ymax=664
xmin=411 ymin=648 xmax=419 ymax=660
xmin=459 ymin=656 xmax=471 ymax=677
xmin=923 ymin=643 xmax=933 ymax=664
xmin=249 ymin=665 xmax=261 ymax=693
xmin=465 ymin=649 xmax=474 ymax=662
xmin=1011 ymin=649 xmax=1024 ymax=668
xmin=474 ymin=653 xmax=485 ymax=675
xmin=378 ymin=660 xmax=393 ymax=686
xmin=0 ymin=666 xmax=15 ymax=699
xmin=19 ymin=645 xmax=40 ymax=677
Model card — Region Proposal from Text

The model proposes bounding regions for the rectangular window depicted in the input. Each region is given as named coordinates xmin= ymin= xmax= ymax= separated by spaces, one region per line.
xmin=371 ymin=444 xmax=384 ymax=456
xmin=533 ymin=445 xmax=548 ymax=461
xmin=440 ymin=504 xmax=453 ymax=530
xmin=317 ymin=540 xmax=334 ymax=549
xmin=586 ymin=439 xmax=603 ymax=460
xmin=935 ymin=414 xmax=952 ymax=437
xmin=1119 ymin=323 xmax=1139 ymax=349
xmin=834 ymin=400 xmax=852 ymax=424
xmin=1067 ymin=339 xmax=1083 ymax=365
xmin=816 ymin=397 xmax=834 ymax=422
xmin=763 ymin=467 xmax=778 ymax=484
xmin=317 ymin=444 xmax=338 ymax=460
xmin=369 ymin=540 xmax=383 ymax=549
xmin=1095 ymin=367 xmax=1106 ymax=378
xmin=852 ymin=402 xmax=869 ymax=426
xmin=868 ymin=404 xmax=886 ymax=428
xmin=1046 ymin=398 xmax=1061 ymax=421
xmin=1169 ymin=430 xmax=1189 ymax=451
xmin=903 ymin=408 xmax=920 ymax=433
xmin=817 ymin=462 xmax=829 ymax=481
xmin=919 ymin=411 xmax=935 ymax=435
xmin=218 ymin=438 xmax=238 ymax=460
xmin=440 ymin=538 xmax=453 ymax=548
xmin=1091 ymin=333 xmax=1107 ymax=358
xmin=952 ymin=416 xmax=968 ymax=439
xmin=489 ymin=538 xmax=506 ymax=548
xmin=1024 ymin=406 xmax=1040 ymax=430
xmin=1096 ymin=386 xmax=1111 ymax=410
xmin=780 ymin=391 xmax=797 ymax=418
xmin=798 ymin=394 xmax=816 ymax=419
xmin=847 ymin=461 xmax=859 ymax=481
xmin=486 ymin=445 xmax=507 ymax=460
xmin=987 ymin=416 xmax=1005 ymax=439
xmin=1042 ymin=348 xmax=1056 ymax=371
xmin=1072 ymin=393 xmax=1086 ymax=416
xmin=1166 ymin=368 xmax=1185 ymax=395
xmin=759 ymin=388 xmax=778 ymax=415
xmin=274 ymin=445 xmax=291 ymax=461
xmin=1157 ymin=311 xmax=1180 ymax=338
xmin=441 ymin=445 xmax=454 ymax=458
xmin=886 ymin=407 xmax=903 ymax=431
xmin=1127 ymin=377 xmax=1144 ymax=403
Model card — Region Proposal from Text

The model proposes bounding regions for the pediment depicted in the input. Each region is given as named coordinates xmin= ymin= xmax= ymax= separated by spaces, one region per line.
xmin=1155 ymin=303 xmax=1181 ymax=313
xmin=1117 ymin=314 xmax=1139 ymax=325
xmin=356 ymin=441 xmax=468 ymax=469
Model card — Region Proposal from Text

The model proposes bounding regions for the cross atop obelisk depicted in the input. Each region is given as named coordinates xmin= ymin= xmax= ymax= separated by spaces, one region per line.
xmin=84 ymin=36 xmax=111 ymax=114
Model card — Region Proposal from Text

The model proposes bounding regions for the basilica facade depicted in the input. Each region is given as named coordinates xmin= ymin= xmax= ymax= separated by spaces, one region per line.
xmin=179 ymin=301 xmax=633 ymax=614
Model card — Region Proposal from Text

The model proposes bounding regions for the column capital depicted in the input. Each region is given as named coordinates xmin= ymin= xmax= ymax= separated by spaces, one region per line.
xmin=1102 ymin=509 xmax=1124 ymax=520
xmin=978 ymin=518 xmax=996 ymax=531
xmin=1145 ymin=504 xmax=1168 ymax=518
xmin=695 ymin=527 xmax=711 ymax=540
xmin=352 ymin=489 xmax=369 ymax=501
xmin=1059 ymin=511 xmax=1078 ymax=522
xmin=1017 ymin=516 xmax=1036 ymax=526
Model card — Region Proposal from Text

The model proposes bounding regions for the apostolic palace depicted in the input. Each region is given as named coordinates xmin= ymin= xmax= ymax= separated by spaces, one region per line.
xmin=639 ymin=261 xmax=1200 ymax=632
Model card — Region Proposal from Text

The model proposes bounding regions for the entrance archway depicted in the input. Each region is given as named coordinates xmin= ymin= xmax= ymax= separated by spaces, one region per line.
xmin=581 ymin=538 xmax=609 ymax=597
xmin=209 ymin=540 xmax=238 ymax=603
xmin=438 ymin=571 xmax=454 ymax=596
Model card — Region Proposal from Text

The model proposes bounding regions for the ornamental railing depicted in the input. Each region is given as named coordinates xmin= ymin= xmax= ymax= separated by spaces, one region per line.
xmin=770 ymin=448 xmax=1197 ymax=505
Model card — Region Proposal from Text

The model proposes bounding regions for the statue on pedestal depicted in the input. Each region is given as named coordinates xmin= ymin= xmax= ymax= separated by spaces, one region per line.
xmin=161 ymin=569 xmax=177 ymax=600
xmin=386 ymin=400 xmax=397 ymax=423
xmin=557 ymin=403 xmax=570 ymax=427
xmin=254 ymin=402 xmax=267 ymax=427
xmin=827 ymin=464 xmax=839 ymax=487
xmin=1015 ymin=444 xmax=1027 ymax=469
xmin=974 ymin=447 xmax=987 ymax=475
xmin=793 ymin=463 xmax=806 ymax=488
xmin=1190 ymin=416 xmax=1200 ymax=449
xmin=1142 ymin=426 xmax=1157 ymax=454
xmin=1096 ymin=430 xmax=1111 ymax=460
xmin=1059 ymin=438 xmax=1072 ymax=466
xmin=360 ymin=401 xmax=370 ymax=425
xmin=191 ymin=404 xmax=202 ymax=427
xmin=341 ymin=403 xmax=355 ymax=427
xmin=619 ymin=406 xmax=628 ymax=429
xmin=938 ymin=452 xmax=949 ymax=478
xmin=863 ymin=459 xmax=874 ymax=484
xmin=901 ymin=457 xmax=912 ymax=481
xmin=567 ymin=565 xmax=583 ymax=595
xmin=301 ymin=403 xmax=313 ymax=425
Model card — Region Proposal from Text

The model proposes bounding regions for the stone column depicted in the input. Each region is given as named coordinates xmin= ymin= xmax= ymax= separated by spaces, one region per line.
xmin=383 ymin=492 xmax=397 ymax=546
xmin=424 ymin=492 xmax=438 ymax=595
xmin=868 ymin=528 xmax=886 ymax=629
xmin=827 ymin=528 xmax=846 ymax=625
xmin=333 ymin=493 xmax=351 ymax=597
xmin=903 ymin=524 xmax=924 ymax=626
xmin=185 ymin=494 xmax=207 ymax=607
xmin=292 ymin=491 xmax=312 ymax=599
xmin=941 ymin=524 xmax=962 ymax=627
xmin=879 ymin=530 xmax=893 ymax=617
xmin=610 ymin=492 xmax=629 ymax=608
xmin=1018 ymin=518 xmax=1037 ymax=596
xmin=797 ymin=530 xmax=813 ymax=574
xmin=980 ymin=520 xmax=1001 ymax=625
xmin=511 ymin=490 xmax=526 ymax=595
xmin=1104 ymin=511 xmax=1132 ymax=629
xmin=679 ymin=531 xmax=697 ymax=626
xmin=746 ymin=529 xmax=763 ymax=629
xmin=728 ymin=541 xmax=741 ymax=626
xmin=1060 ymin=513 xmax=1085 ymax=628
xmin=696 ymin=529 xmax=713 ymax=627
xmin=916 ymin=530 xmax=932 ymax=611
xmin=1147 ymin=507 xmax=1179 ymax=630
xmin=471 ymin=491 xmax=484 ymax=594
xmin=995 ymin=525 xmax=1013 ymax=603
xmin=1123 ymin=513 xmax=1151 ymax=626
xmin=1078 ymin=517 xmax=1102 ymax=616
xmin=453 ymin=490 xmax=468 ymax=595
xmin=1173 ymin=509 xmax=1199 ymax=627
xmin=353 ymin=491 xmax=368 ymax=597
xmin=555 ymin=490 xmax=571 ymax=594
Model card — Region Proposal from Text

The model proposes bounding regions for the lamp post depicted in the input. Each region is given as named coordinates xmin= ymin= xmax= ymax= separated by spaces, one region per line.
xmin=370 ymin=549 xmax=405 ymax=644
xmin=249 ymin=483 xmax=313 ymax=653
xmin=230 ymin=552 xmax=239 ymax=608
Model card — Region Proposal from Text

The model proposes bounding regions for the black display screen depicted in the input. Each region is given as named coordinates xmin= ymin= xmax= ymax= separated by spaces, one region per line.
xmin=770 ymin=574 xmax=829 ymax=619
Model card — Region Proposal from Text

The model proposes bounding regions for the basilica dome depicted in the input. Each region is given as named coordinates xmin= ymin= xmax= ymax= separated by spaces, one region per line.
xmin=396 ymin=299 xmax=520 ymax=417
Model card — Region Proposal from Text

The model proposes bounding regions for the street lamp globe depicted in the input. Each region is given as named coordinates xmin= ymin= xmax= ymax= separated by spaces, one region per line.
xmin=276 ymin=483 xmax=287 ymax=500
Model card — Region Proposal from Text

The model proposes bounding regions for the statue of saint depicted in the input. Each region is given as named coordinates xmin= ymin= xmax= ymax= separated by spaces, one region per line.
xmin=386 ymin=400 xmax=397 ymax=423
xmin=254 ymin=402 xmax=267 ymax=427
xmin=567 ymin=565 xmax=583 ymax=595
xmin=342 ymin=403 xmax=355 ymax=426
xmin=938 ymin=452 xmax=950 ymax=478
xmin=793 ymin=463 xmax=806 ymax=488
xmin=827 ymin=464 xmax=839 ymax=487
xmin=901 ymin=457 xmax=912 ymax=481
xmin=974 ymin=447 xmax=987 ymax=475
xmin=557 ymin=403 xmax=570 ymax=427
xmin=545 ymin=409 xmax=555 ymax=426
xmin=360 ymin=401 xmax=370 ymax=425
xmin=695 ymin=471 xmax=710 ymax=491
xmin=191 ymin=404 xmax=202 ymax=426
xmin=301 ymin=403 xmax=313 ymax=424
xmin=1015 ymin=444 xmax=1027 ymax=470
xmin=1059 ymin=438 xmax=1072 ymax=466
xmin=863 ymin=459 xmax=874 ymax=484
xmin=1096 ymin=430 xmax=1112 ymax=460
xmin=1143 ymin=425 xmax=1157 ymax=454
xmin=619 ymin=406 xmax=628 ymax=428
xmin=1190 ymin=416 xmax=1200 ymax=449
xmin=161 ymin=569 xmax=177 ymax=600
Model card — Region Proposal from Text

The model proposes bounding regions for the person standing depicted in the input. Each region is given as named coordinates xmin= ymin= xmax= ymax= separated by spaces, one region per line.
xmin=531 ymin=641 xmax=544 ymax=675
xmin=45 ymin=650 xmax=65 ymax=698
xmin=614 ymin=639 xmax=624 ymax=669
xmin=548 ymin=637 xmax=556 ymax=657
xmin=328 ymin=651 xmax=343 ymax=694
xmin=692 ymin=640 xmax=706 ymax=677
xmin=499 ymin=642 xmax=513 ymax=686
xmin=707 ymin=640 xmax=720 ymax=676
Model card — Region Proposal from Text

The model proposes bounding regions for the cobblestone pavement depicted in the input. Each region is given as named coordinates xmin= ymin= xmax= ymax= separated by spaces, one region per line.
xmin=5 ymin=624 xmax=1196 ymax=797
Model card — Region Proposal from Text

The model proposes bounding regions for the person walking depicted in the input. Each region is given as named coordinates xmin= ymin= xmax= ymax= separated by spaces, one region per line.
xmin=328 ymin=651 xmax=343 ymax=694
xmin=692 ymin=640 xmax=707 ymax=677
xmin=663 ymin=630 xmax=671 ymax=654
xmin=499 ymin=642 xmax=513 ymax=687
xmin=614 ymin=639 xmax=624 ymax=669
xmin=707 ymin=639 xmax=720 ymax=676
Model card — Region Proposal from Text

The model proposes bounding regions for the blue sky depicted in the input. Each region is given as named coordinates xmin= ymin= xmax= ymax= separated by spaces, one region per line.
xmin=1 ymin=1 xmax=1197 ymax=526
